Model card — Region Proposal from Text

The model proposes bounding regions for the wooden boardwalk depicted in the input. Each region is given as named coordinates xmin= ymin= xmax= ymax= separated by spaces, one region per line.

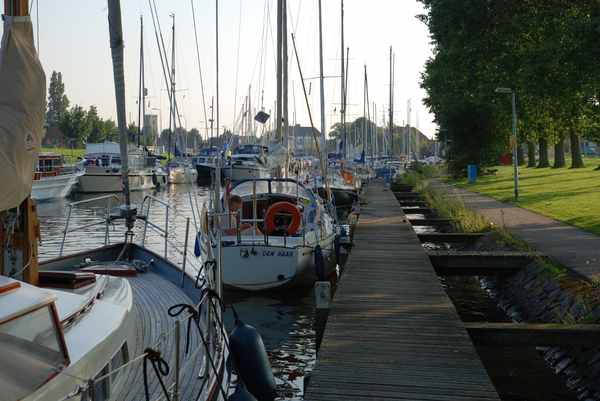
xmin=305 ymin=182 xmax=500 ymax=401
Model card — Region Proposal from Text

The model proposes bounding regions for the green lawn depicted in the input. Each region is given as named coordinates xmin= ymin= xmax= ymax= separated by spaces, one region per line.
xmin=451 ymin=158 xmax=600 ymax=236
xmin=41 ymin=147 xmax=85 ymax=164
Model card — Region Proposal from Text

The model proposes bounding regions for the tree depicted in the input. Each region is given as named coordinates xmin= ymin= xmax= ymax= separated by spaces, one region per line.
xmin=86 ymin=106 xmax=104 ymax=143
xmin=59 ymin=105 xmax=91 ymax=147
xmin=46 ymin=71 xmax=69 ymax=127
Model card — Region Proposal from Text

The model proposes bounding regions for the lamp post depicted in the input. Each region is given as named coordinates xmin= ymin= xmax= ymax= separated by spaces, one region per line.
xmin=495 ymin=87 xmax=519 ymax=200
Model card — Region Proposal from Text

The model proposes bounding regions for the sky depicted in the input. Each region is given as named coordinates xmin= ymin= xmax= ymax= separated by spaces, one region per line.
xmin=3 ymin=0 xmax=436 ymax=139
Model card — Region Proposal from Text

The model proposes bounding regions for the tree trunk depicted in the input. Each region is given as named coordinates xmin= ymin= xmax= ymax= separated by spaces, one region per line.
xmin=553 ymin=136 xmax=566 ymax=168
xmin=538 ymin=137 xmax=549 ymax=167
xmin=569 ymin=129 xmax=584 ymax=168
xmin=517 ymin=143 xmax=526 ymax=166
xmin=527 ymin=141 xmax=536 ymax=167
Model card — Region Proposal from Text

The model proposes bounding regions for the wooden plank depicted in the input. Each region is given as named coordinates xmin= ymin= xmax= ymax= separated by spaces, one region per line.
xmin=408 ymin=218 xmax=454 ymax=227
xmin=398 ymin=200 xmax=428 ymax=207
xmin=305 ymin=182 xmax=500 ymax=401
xmin=466 ymin=322 xmax=600 ymax=347
xmin=428 ymin=251 xmax=539 ymax=271
xmin=402 ymin=207 xmax=435 ymax=215
xmin=418 ymin=233 xmax=485 ymax=244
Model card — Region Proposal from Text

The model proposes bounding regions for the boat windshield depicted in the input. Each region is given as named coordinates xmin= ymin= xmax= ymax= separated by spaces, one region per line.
xmin=232 ymin=180 xmax=314 ymax=201
xmin=0 ymin=303 xmax=68 ymax=401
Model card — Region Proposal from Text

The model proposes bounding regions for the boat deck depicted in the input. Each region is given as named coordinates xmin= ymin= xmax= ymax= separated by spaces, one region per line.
xmin=117 ymin=271 xmax=211 ymax=401
xmin=304 ymin=181 xmax=500 ymax=401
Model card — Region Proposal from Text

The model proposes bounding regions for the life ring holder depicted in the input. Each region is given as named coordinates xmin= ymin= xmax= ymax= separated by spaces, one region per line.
xmin=264 ymin=201 xmax=301 ymax=236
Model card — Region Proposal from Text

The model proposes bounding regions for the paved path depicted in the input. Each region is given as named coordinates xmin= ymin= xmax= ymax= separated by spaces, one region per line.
xmin=305 ymin=182 xmax=500 ymax=401
xmin=432 ymin=180 xmax=600 ymax=279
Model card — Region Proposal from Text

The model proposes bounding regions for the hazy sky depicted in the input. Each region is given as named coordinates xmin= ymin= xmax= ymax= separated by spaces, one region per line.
xmin=3 ymin=0 xmax=436 ymax=139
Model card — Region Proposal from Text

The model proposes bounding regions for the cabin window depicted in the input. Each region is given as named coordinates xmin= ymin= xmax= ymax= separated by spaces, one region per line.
xmin=110 ymin=342 xmax=129 ymax=384
xmin=93 ymin=364 xmax=110 ymax=401
xmin=0 ymin=305 xmax=69 ymax=401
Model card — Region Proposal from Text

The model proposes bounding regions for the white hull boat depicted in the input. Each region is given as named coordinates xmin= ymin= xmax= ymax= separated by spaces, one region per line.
xmin=215 ymin=178 xmax=338 ymax=291
xmin=78 ymin=167 xmax=165 ymax=193
xmin=31 ymin=172 xmax=81 ymax=201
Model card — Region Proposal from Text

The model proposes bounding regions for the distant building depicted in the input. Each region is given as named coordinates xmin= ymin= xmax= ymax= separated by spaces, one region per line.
xmin=290 ymin=125 xmax=321 ymax=156
xmin=42 ymin=126 xmax=65 ymax=147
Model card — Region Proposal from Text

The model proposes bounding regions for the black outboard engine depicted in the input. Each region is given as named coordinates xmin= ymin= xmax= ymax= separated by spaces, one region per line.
xmin=229 ymin=311 xmax=277 ymax=401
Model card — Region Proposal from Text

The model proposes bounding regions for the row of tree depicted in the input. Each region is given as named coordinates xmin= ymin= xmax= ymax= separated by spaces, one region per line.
xmin=418 ymin=0 xmax=600 ymax=175
xmin=46 ymin=71 xmax=203 ymax=150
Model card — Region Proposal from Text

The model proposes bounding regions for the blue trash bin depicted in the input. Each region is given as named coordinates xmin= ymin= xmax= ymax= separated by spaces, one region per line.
xmin=467 ymin=164 xmax=477 ymax=183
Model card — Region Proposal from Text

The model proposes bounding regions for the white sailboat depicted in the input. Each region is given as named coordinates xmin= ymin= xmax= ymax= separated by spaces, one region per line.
xmin=219 ymin=178 xmax=337 ymax=291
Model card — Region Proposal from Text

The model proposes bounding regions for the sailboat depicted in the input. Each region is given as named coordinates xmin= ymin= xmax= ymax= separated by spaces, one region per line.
xmin=217 ymin=0 xmax=338 ymax=292
xmin=0 ymin=3 xmax=230 ymax=400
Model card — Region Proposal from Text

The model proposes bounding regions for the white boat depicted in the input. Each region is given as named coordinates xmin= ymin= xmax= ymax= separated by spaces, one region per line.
xmin=78 ymin=142 xmax=167 ymax=193
xmin=167 ymin=159 xmax=198 ymax=184
xmin=31 ymin=152 xmax=82 ymax=201
xmin=224 ymin=144 xmax=271 ymax=182
xmin=216 ymin=178 xmax=338 ymax=291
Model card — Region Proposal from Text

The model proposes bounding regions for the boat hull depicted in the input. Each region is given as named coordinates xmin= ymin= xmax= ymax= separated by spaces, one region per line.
xmin=78 ymin=170 xmax=164 ymax=193
xmin=222 ymin=234 xmax=336 ymax=291
xmin=31 ymin=173 xmax=80 ymax=201
xmin=223 ymin=165 xmax=271 ymax=182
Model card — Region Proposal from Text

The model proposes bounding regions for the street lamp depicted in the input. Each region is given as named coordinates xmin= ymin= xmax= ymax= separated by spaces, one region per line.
xmin=495 ymin=87 xmax=519 ymax=200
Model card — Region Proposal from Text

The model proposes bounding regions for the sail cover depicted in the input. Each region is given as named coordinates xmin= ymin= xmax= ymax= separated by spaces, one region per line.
xmin=0 ymin=16 xmax=46 ymax=211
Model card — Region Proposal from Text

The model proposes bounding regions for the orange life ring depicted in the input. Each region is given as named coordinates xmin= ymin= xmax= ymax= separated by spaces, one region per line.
xmin=264 ymin=201 xmax=301 ymax=236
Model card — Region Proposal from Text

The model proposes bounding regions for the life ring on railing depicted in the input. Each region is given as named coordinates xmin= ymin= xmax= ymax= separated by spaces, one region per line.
xmin=264 ymin=201 xmax=301 ymax=236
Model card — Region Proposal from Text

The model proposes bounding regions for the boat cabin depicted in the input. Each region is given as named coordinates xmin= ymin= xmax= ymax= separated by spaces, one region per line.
xmin=0 ymin=276 xmax=69 ymax=401
xmin=227 ymin=179 xmax=320 ymax=236
xmin=34 ymin=152 xmax=65 ymax=180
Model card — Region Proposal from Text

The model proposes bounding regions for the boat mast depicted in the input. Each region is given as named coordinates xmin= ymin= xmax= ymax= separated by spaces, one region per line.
xmin=282 ymin=0 xmax=288 ymax=151
xmin=209 ymin=96 xmax=214 ymax=147
xmin=276 ymin=0 xmax=282 ymax=143
xmin=107 ymin=0 xmax=134 ymax=232
xmin=214 ymin=0 xmax=223 ymax=297
xmin=137 ymin=15 xmax=145 ymax=148
xmin=168 ymin=14 xmax=175 ymax=161
xmin=388 ymin=46 xmax=394 ymax=158
xmin=340 ymin=0 xmax=346 ymax=159
xmin=363 ymin=65 xmax=367 ymax=162
xmin=318 ymin=0 xmax=327 ymax=170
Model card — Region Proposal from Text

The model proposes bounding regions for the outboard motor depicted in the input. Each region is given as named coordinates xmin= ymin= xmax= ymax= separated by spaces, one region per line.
xmin=228 ymin=382 xmax=258 ymax=401
xmin=229 ymin=311 xmax=277 ymax=401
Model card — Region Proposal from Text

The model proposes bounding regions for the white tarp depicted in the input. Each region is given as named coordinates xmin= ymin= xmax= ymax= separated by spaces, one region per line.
xmin=0 ymin=16 xmax=46 ymax=211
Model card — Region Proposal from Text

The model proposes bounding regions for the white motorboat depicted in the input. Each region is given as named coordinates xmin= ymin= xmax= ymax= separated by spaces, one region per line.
xmin=224 ymin=144 xmax=271 ymax=182
xmin=78 ymin=142 xmax=167 ymax=193
xmin=31 ymin=152 xmax=82 ymax=201
xmin=215 ymin=178 xmax=338 ymax=291
xmin=167 ymin=159 xmax=198 ymax=184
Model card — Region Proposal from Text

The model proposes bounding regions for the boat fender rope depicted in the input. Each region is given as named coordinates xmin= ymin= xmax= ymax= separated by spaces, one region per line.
xmin=142 ymin=347 xmax=171 ymax=401
xmin=168 ymin=304 xmax=199 ymax=355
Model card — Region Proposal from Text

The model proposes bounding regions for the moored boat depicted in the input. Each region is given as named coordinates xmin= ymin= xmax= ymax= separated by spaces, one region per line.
xmin=31 ymin=152 xmax=82 ymax=201
xmin=217 ymin=178 xmax=337 ymax=291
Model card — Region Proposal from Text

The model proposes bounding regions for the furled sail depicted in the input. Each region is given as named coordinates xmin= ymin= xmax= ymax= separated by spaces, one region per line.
xmin=0 ymin=15 xmax=46 ymax=211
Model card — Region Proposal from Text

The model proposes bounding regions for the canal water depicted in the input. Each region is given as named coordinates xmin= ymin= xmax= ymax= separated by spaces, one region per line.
xmin=412 ymin=219 xmax=578 ymax=401
xmin=36 ymin=184 xmax=316 ymax=400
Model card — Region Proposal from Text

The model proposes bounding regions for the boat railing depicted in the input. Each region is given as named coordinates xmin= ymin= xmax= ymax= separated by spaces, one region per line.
xmin=139 ymin=194 xmax=204 ymax=279
xmin=59 ymin=194 xmax=121 ymax=256
xmin=213 ymin=209 xmax=309 ymax=247
xmin=56 ymin=288 xmax=229 ymax=401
